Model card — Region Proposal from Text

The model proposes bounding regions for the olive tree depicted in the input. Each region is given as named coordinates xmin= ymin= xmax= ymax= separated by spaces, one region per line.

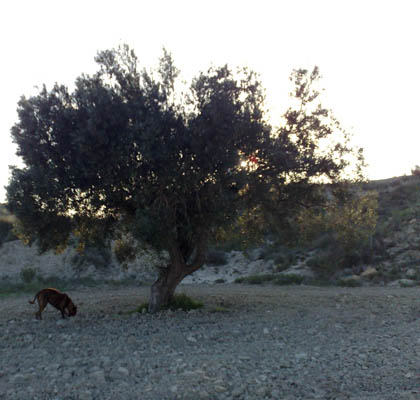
xmin=6 ymin=46 xmax=363 ymax=312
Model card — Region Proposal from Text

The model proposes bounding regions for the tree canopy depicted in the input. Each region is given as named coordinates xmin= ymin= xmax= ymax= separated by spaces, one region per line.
xmin=6 ymin=45 xmax=364 ymax=311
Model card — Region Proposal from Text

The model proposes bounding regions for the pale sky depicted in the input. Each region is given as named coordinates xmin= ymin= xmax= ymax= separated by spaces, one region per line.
xmin=1 ymin=0 xmax=419 ymax=202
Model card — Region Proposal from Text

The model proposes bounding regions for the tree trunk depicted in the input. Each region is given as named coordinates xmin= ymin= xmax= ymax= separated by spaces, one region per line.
xmin=148 ymin=234 xmax=207 ymax=313
xmin=148 ymin=264 xmax=186 ymax=313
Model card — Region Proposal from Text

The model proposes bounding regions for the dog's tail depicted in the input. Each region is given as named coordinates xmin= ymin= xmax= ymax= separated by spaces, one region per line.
xmin=28 ymin=294 xmax=38 ymax=304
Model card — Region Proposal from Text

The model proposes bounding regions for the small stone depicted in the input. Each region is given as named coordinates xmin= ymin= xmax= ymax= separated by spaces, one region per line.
xmin=232 ymin=386 xmax=245 ymax=397
xmin=90 ymin=370 xmax=106 ymax=383
xmin=406 ymin=268 xmax=417 ymax=279
xmin=187 ymin=335 xmax=197 ymax=343
xmin=399 ymin=279 xmax=417 ymax=287
xmin=361 ymin=266 xmax=377 ymax=278
xmin=198 ymin=390 xmax=209 ymax=399
xmin=117 ymin=366 xmax=129 ymax=376
xmin=295 ymin=352 xmax=307 ymax=360
xmin=263 ymin=328 xmax=269 ymax=335
xmin=11 ymin=373 xmax=26 ymax=384
xmin=79 ymin=390 xmax=93 ymax=400
xmin=100 ymin=356 xmax=112 ymax=367
xmin=127 ymin=335 xmax=137 ymax=344
xmin=23 ymin=334 xmax=33 ymax=342
xmin=341 ymin=275 xmax=361 ymax=284
xmin=256 ymin=386 xmax=268 ymax=396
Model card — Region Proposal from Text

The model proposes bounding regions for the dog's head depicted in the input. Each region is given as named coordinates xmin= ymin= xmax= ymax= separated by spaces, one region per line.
xmin=68 ymin=302 xmax=77 ymax=317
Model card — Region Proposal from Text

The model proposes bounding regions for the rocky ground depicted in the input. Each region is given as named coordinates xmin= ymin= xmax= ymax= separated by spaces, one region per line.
xmin=2 ymin=284 xmax=420 ymax=399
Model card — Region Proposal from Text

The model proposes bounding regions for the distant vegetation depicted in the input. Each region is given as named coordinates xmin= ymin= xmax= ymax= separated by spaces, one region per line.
xmin=210 ymin=171 xmax=420 ymax=283
xmin=0 ymin=204 xmax=17 ymax=246
xmin=411 ymin=165 xmax=420 ymax=176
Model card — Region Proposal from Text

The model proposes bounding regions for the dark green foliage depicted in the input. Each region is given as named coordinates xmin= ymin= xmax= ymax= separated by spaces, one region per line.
xmin=71 ymin=245 xmax=111 ymax=271
xmin=306 ymin=244 xmax=373 ymax=278
xmin=234 ymin=242 xmax=300 ymax=272
xmin=0 ymin=220 xmax=17 ymax=246
xmin=114 ymin=239 xmax=136 ymax=264
xmin=205 ymin=249 xmax=228 ymax=266
xmin=306 ymin=254 xmax=337 ymax=278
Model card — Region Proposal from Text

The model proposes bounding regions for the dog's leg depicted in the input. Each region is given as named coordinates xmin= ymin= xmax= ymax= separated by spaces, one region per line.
xmin=36 ymin=297 xmax=48 ymax=320
xmin=58 ymin=299 xmax=68 ymax=319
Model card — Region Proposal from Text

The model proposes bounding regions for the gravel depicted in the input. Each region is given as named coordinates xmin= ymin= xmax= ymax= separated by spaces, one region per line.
xmin=1 ymin=284 xmax=420 ymax=399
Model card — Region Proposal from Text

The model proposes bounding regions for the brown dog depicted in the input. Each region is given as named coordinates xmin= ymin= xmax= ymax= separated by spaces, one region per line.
xmin=29 ymin=288 xmax=77 ymax=320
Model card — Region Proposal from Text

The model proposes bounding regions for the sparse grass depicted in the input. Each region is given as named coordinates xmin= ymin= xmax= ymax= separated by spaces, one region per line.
xmin=0 ymin=276 xmax=140 ymax=299
xmin=209 ymin=306 xmax=230 ymax=313
xmin=272 ymin=274 xmax=305 ymax=285
xmin=234 ymin=273 xmax=304 ymax=285
xmin=0 ymin=280 xmax=71 ymax=298
xmin=133 ymin=293 xmax=204 ymax=314
xmin=133 ymin=302 xmax=149 ymax=314
xmin=104 ymin=278 xmax=143 ymax=287
xmin=337 ymin=278 xmax=363 ymax=287
xmin=234 ymin=274 xmax=277 ymax=284
xmin=37 ymin=274 xmax=70 ymax=287
xmin=0 ymin=282 xmax=44 ymax=298
xmin=168 ymin=293 xmax=204 ymax=311
xmin=20 ymin=267 xmax=38 ymax=284
xmin=305 ymin=278 xmax=334 ymax=287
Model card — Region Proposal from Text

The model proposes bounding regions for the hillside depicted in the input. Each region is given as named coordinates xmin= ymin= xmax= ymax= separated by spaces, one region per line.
xmin=0 ymin=174 xmax=419 ymax=288
xmin=361 ymin=174 xmax=420 ymax=283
